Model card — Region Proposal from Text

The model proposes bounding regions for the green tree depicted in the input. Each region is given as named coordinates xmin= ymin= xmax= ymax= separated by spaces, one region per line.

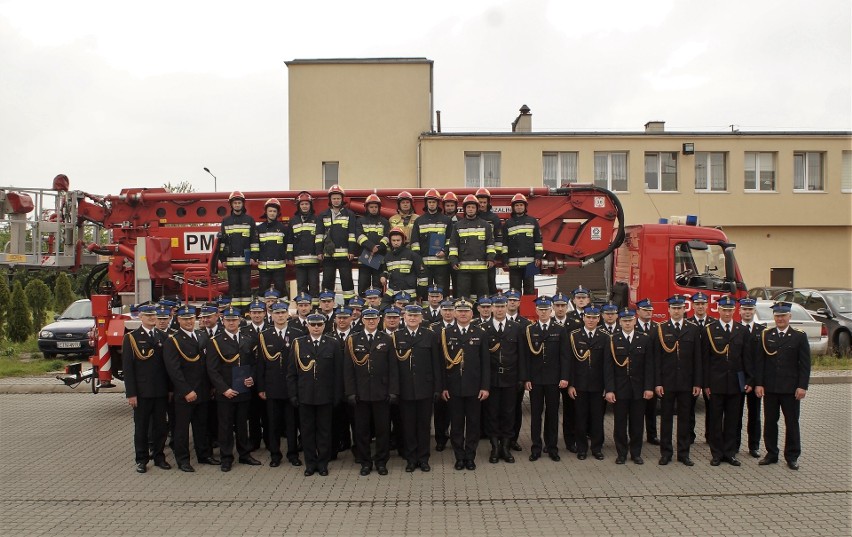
xmin=163 ymin=181 xmax=196 ymax=193
xmin=7 ymin=282 xmax=32 ymax=343
xmin=54 ymin=272 xmax=76 ymax=313
xmin=25 ymin=279 xmax=52 ymax=334
xmin=0 ymin=269 xmax=10 ymax=339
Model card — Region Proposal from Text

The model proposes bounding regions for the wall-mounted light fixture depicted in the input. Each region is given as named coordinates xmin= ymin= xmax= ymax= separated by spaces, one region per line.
xmin=682 ymin=143 xmax=695 ymax=155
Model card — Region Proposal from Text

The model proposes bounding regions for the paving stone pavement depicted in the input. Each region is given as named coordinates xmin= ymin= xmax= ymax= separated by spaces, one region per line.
xmin=0 ymin=385 xmax=849 ymax=536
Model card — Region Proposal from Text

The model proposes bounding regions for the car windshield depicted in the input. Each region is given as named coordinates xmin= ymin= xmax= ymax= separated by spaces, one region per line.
xmin=59 ymin=301 xmax=92 ymax=319
xmin=673 ymin=242 xmax=737 ymax=291
xmin=823 ymin=291 xmax=852 ymax=314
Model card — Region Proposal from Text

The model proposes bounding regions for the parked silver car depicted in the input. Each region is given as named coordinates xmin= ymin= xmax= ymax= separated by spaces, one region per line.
xmin=754 ymin=300 xmax=828 ymax=355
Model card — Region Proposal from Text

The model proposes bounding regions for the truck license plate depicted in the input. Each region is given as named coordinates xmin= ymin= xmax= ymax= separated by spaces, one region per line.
xmin=57 ymin=341 xmax=81 ymax=349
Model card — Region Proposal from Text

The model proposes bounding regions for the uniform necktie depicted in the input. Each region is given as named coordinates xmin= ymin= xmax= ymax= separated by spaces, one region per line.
xmin=497 ymin=322 xmax=503 ymax=336
xmin=675 ymin=322 xmax=681 ymax=331
xmin=339 ymin=332 xmax=346 ymax=339
xmin=367 ymin=333 xmax=373 ymax=344
xmin=313 ymin=340 xmax=319 ymax=351
xmin=279 ymin=330 xmax=284 ymax=339
xmin=410 ymin=331 xmax=417 ymax=338
xmin=643 ymin=323 xmax=649 ymax=332
xmin=462 ymin=327 xmax=467 ymax=336
xmin=587 ymin=331 xmax=593 ymax=339
xmin=627 ymin=334 xmax=632 ymax=344
xmin=725 ymin=324 xmax=731 ymax=334
xmin=541 ymin=323 xmax=548 ymax=332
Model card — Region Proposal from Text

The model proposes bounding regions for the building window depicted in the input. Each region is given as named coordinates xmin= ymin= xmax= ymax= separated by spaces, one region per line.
xmin=793 ymin=152 xmax=824 ymax=191
xmin=842 ymin=151 xmax=852 ymax=192
xmin=542 ymin=152 xmax=578 ymax=188
xmin=594 ymin=152 xmax=628 ymax=192
xmin=465 ymin=152 xmax=501 ymax=188
xmin=322 ymin=161 xmax=339 ymax=190
xmin=695 ymin=152 xmax=727 ymax=191
xmin=644 ymin=152 xmax=678 ymax=192
xmin=744 ymin=152 xmax=776 ymax=191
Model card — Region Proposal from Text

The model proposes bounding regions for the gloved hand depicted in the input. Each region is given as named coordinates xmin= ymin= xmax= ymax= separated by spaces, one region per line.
xmin=289 ymin=397 xmax=299 ymax=407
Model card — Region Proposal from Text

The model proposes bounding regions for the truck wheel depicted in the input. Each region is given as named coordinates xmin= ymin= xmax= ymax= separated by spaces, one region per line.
xmin=836 ymin=331 xmax=851 ymax=357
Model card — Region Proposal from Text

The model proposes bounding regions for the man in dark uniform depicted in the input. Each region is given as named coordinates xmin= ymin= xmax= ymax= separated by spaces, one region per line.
xmin=505 ymin=289 xmax=531 ymax=452
xmin=635 ymin=298 xmax=660 ymax=446
xmin=257 ymin=301 xmax=304 ymax=468
xmin=441 ymin=298 xmax=490 ymax=470
xmin=292 ymin=293 xmax=313 ymax=331
xmin=219 ymin=191 xmax=259 ymax=309
xmin=344 ymin=307 xmax=398 ymax=476
xmin=654 ymin=295 xmax=702 ymax=466
xmin=551 ymin=292 xmax=577 ymax=453
xmin=483 ymin=295 xmax=524 ymax=463
xmin=687 ymin=292 xmax=712 ymax=445
xmin=123 ymin=304 xmax=170 ymax=473
xmin=703 ymin=296 xmax=750 ymax=467
xmin=567 ymin=306 xmax=608 ymax=461
xmin=604 ymin=308 xmax=655 ymax=465
xmin=422 ymin=286 xmax=445 ymax=326
xmin=396 ymin=305 xmax=443 ymax=472
xmin=600 ymin=302 xmax=619 ymax=334
xmin=349 ymin=297 xmax=365 ymax=333
xmin=163 ymin=306 xmax=217 ymax=472
xmin=523 ymin=296 xmax=569 ymax=462
xmin=206 ymin=306 xmax=261 ymax=472
xmin=755 ymin=302 xmax=810 ymax=470
xmin=198 ymin=304 xmax=221 ymax=450
xmin=737 ymin=298 xmax=766 ymax=458
xmin=331 ymin=307 xmax=356 ymax=458
xmin=244 ymin=299 xmax=269 ymax=452
xmin=430 ymin=299 xmax=455 ymax=452
xmin=287 ymin=313 xmax=344 ymax=477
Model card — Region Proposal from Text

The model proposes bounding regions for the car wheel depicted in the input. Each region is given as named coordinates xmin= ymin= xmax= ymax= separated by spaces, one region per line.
xmin=43 ymin=352 xmax=57 ymax=359
xmin=836 ymin=331 xmax=851 ymax=357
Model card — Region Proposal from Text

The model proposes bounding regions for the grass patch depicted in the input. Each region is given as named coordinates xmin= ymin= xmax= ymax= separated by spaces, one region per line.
xmin=811 ymin=354 xmax=852 ymax=371
xmin=0 ymin=355 xmax=65 ymax=377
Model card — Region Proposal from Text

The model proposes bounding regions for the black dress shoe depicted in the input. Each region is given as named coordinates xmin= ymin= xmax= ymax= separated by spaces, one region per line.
xmin=633 ymin=456 xmax=644 ymax=465
xmin=749 ymin=449 xmax=760 ymax=458
xmin=360 ymin=466 xmax=371 ymax=476
xmin=318 ymin=469 xmax=329 ymax=476
xmin=710 ymin=458 xmax=722 ymax=466
xmin=577 ymin=453 xmax=587 ymax=460
xmin=787 ymin=460 xmax=799 ymax=470
xmin=289 ymin=458 xmax=303 ymax=467
xmin=454 ymin=460 xmax=465 ymax=471
xmin=529 ymin=452 xmax=540 ymax=462
xmin=178 ymin=463 xmax=195 ymax=473
xmin=677 ymin=457 xmax=695 ymax=467
xmin=405 ymin=462 xmax=416 ymax=472
xmin=510 ymin=440 xmax=523 ymax=452
xmin=593 ymin=452 xmax=604 ymax=461
xmin=566 ymin=443 xmax=577 ymax=454
xmin=238 ymin=456 xmax=262 ymax=466
xmin=465 ymin=460 xmax=476 ymax=471
xmin=304 ymin=468 xmax=315 ymax=476
xmin=615 ymin=456 xmax=626 ymax=465
xmin=435 ymin=442 xmax=446 ymax=452
xmin=647 ymin=436 xmax=660 ymax=446
xmin=221 ymin=463 xmax=232 ymax=472
xmin=377 ymin=466 xmax=388 ymax=475
xmin=154 ymin=460 xmax=172 ymax=470
xmin=548 ymin=451 xmax=561 ymax=462
xmin=420 ymin=462 xmax=431 ymax=472
xmin=135 ymin=463 xmax=147 ymax=474
xmin=759 ymin=456 xmax=779 ymax=466
xmin=725 ymin=456 xmax=741 ymax=467
xmin=269 ymin=460 xmax=281 ymax=468
xmin=198 ymin=457 xmax=220 ymax=465
xmin=659 ymin=456 xmax=671 ymax=466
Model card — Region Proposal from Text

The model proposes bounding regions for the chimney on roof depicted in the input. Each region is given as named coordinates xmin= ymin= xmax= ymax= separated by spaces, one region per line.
xmin=512 ymin=105 xmax=532 ymax=133
xmin=644 ymin=121 xmax=665 ymax=133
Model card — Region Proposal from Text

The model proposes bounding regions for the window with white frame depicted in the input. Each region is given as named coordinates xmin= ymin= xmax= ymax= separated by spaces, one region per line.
xmin=465 ymin=152 xmax=501 ymax=188
xmin=695 ymin=152 xmax=727 ymax=191
xmin=841 ymin=151 xmax=851 ymax=192
xmin=593 ymin=152 xmax=628 ymax=192
xmin=793 ymin=152 xmax=824 ymax=191
xmin=542 ymin=152 xmax=578 ymax=188
xmin=644 ymin=152 xmax=678 ymax=191
xmin=744 ymin=152 xmax=776 ymax=191
xmin=322 ymin=161 xmax=339 ymax=190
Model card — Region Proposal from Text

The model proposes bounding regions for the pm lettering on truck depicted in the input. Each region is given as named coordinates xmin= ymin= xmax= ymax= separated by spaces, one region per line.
xmin=184 ymin=232 xmax=216 ymax=254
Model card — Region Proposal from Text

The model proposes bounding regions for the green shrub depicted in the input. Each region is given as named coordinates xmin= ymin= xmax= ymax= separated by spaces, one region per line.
xmin=54 ymin=272 xmax=76 ymax=313
xmin=7 ymin=282 xmax=32 ymax=343
xmin=0 ymin=270 xmax=10 ymax=339
xmin=25 ymin=279 xmax=53 ymax=334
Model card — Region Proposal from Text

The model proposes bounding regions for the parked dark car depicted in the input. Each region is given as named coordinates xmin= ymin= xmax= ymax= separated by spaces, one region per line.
xmin=773 ymin=288 xmax=852 ymax=355
xmin=38 ymin=299 xmax=94 ymax=359
xmin=747 ymin=286 xmax=791 ymax=300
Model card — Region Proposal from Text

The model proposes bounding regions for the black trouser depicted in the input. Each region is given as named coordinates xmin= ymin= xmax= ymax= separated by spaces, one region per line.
xmin=300 ymin=403 xmax=333 ymax=471
xmin=295 ymin=265 xmax=320 ymax=301
xmin=217 ymin=399 xmax=250 ymax=464
xmin=433 ymin=399 xmax=450 ymax=446
xmin=511 ymin=386 xmax=525 ymax=442
xmin=248 ymin=389 xmax=266 ymax=451
xmin=422 ymin=264 xmax=451 ymax=300
xmin=613 ymin=397 xmax=645 ymax=459
xmin=354 ymin=399 xmax=390 ymax=467
xmin=486 ymin=386 xmax=516 ymax=440
xmin=133 ymin=396 xmax=168 ymax=465
xmin=173 ymin=400 xmax=211 ymax=465
xmin=574 ymin=390 xmax=604 ymax=455
xmin=487 ymin=266 xmax=498 ymax=295
xmin=400 ymin=398 xmax=433 ymax=465
xmin=357 ymin=265 xmax=382 ymax=295
xmin=508 ymin=267 xmax=535 ymax=296
xmin=266 ymin=398 xmax=298 ymax=462
xmin=763 ymin=393 xmax=801 ymax=462
xmin=660 ymin=390 xmax=694 ymax=459
xmin=560 ymin=387 xmax=576 ymax=449
xmin=259 ymin=269 xmax=286 ymax=298
xmin=689 ymin=392 xmax=710 ymax=443
xmin=529 ymin=384 xmax=560 ymax=455
xmin=332 ymin=402 xmax=352 ymax=453
xmin=166 ymin=398 xmax=175 ymax=448
xmin=227 ymin=266 xmax=252 ymax=307
xmin=737 ymin=390 xmax=762 ymax=452
xmin=448 ymin=395 xmax=481 ymax=462
xmin=322 ymin=258 xmax=355 ymax=302
xmin=207 ymin=398 xmax=218 ymax=447
xmin=455 ymin=270 xmax=488 ymax=301
xmin=645 ymin=396 xmax=658 ymax=439
xmin=708 ymin=392 xmax=743 ymax=460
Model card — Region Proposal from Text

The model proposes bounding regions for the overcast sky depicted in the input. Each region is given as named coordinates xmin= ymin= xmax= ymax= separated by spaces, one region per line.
xmin=1 ymin=0 xmax=849 ymax=195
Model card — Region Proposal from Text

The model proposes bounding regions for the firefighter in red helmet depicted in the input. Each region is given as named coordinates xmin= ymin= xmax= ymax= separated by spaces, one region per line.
xmin=410 ymin=188 xmax=453 ymax=300
xmin=317 ymin=185 xmax=358 ymax=304
xmin=389 ymin=190 xmax=418 ymax=243
xmin=289 ymin=191 xmax=321 ymax=306
xmin=503 ymin=193 xmax=543 ymax=295
xmin=256 ymin=198 xmax=291 ymax=299
xmin=448 ymin=195 xmax=495 ymax=301
xmin=355 ymin=193 xmax=390 ymax=295
xmin=475 ymin=187 xmax=503 ymax=296
xmin=219 ymin=191 xmax=258 ymax=308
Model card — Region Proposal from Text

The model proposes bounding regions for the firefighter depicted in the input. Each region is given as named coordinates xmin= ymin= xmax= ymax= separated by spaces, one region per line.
xmin=688 ymin=292 xmax=711 ymax=445
xmin=551 ymin=292 xmax=577 ymax=453
xmin=331 ymin=308 xmax=356 ymax=458
xmin=245 ymin=299 xmax=269 ymax=452
xmin=475 ymin=187 xmax=503 ymax=296
xmin=448 ymin=194 xmax=495 ymax=301
xmin=219 ymin=191 xmax=258 ymax=308
xmin=567 ymin=306 xmax=608 ymax=461
xmin=635 ymin=298 xmax=660 ymax=446
xmin=317 ymin=184 xmax=358 ymax=304
xmin=442 ymin=191 xmax=459 ymax=221
xmin=381 ymin=227 xmax=426 ymax=308
xmin=256 ymin=198 xmax=290 ymax=299
xmin=289 ymin=191 xmax=322 ymax=307
xmin=506 ymin=289 xmax=531 ymax=453
xmin=737 ymin=297 xmax=766 ymax=458
xmin=388 ymin=190 xmax=418 ymax=242
xmin=431 ymin=299 xmax=455 ymax=452
xmin=355 ymin=193 xmax=390 ymax=295
xmin=363 ymin=287 xmax=383 ymax=312
xmin=410 ymin=189 xmax=453 ymax=300
xmin=123 ymin=304 xmax=170 ymax=473
xmin=422 ymin=286 xmax=444 ymax=325
xmin=503 ymin=193 xmax=542 ymax=295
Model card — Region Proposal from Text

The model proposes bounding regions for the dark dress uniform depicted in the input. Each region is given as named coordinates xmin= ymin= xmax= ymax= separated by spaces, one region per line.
xmin=394 ymin=327 xmax=442 ymax=468
xmin=163 ymin=329 xmax=212 ymax=467
xmin=687 ymin=315 xmax=712 ymax=443
xmin=344 ymin=330 xmax=399 ymax=470
xmin=568 ymin=328 xmax=608 ymax=457
xmin=482 ymin=318 xmax=525 ymax=460
xmin=755 ymin=326 xmax=810 ymax=465
xmin=441 ymin=323 xmax=490 ymax=465
xmin=738 ymin=321 xmax=766 ymax=454
xmin=244 ymin=322 xmax=270 ymax=451
xmin=636 ymin=319 xmax=660 ymax=443
xmin=287 ymin=334 xmax=344 ymax=474
xmin=422 ymin=306 xmax=443 ymax=327
xmin=552 ymin=317 xmax=577 ymax=452
xmin=256 ymin=325 xmax=303 ymax=465
xmin=702 ymin=320 xmax=750 ymax=462
xmin=523 ymin=321 xmax=569 ymax=458
xmin=508 ymin=314 xmax=532 ymax=448
xmin=205 ymin=330 xmax=256 ymax=467
xmin=332 ymin=329 xmax=355 ymax=457
xmin=429 ymin=320 xmax=455 ymax=451
xmin=123 ymin=326 xmax=169 ymax=467
xmin=653 ymin=319 xmax=702 ymax=461
xmin=604 ymin=330 xmax=655 ymax=461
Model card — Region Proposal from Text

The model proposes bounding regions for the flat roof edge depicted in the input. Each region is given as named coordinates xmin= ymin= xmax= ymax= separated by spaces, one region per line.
xmin=286 ymin=57 xmax=433 ymax=66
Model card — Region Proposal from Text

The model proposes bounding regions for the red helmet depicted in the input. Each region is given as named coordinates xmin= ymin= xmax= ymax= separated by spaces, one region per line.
xmin=442 ymin=191 xmax=458 ymax=204
xmin=462 ymin=194 xmax=479 ymax=207
xmin=228 ymin=191 xmax=245 ymax=202
xmin=397 ymin=191 xmax=413 ymax=203
xmin=328 ymin=184 xmax=345 ymax=196
xmin=510 ymin=193 xmax=528 ymax=205
xmin=364 ymin=193 xmax=382 ymax=207
xmin=296 ymin=191 xmax=313 ymax=203
xmin=424 ymin=189 xmax=441 ymax=201
xmin=264 ymin=198 xmax=281 ymax=210
xmin=475 ymin=187 xmax=492 ymax=199
xmin=388 ymin=227 xmax=407 ymax=240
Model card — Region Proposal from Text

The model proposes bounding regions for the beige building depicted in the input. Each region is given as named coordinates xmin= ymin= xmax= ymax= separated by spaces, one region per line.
xmin=287 ymin=58 xmax=852 ymax=289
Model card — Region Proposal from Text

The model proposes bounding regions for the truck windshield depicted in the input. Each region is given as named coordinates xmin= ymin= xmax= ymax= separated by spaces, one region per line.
xmin=673 ymin=242 xmax=732 ymax=291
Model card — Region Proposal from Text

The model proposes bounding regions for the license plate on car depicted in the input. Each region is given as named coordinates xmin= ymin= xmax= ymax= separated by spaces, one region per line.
xmin=57 ymin=341 xmax=82 ymax=349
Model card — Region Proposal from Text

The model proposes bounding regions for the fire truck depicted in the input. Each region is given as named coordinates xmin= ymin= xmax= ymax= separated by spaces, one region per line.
xmin=0 ymin=176 xmax=747 ymax=392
